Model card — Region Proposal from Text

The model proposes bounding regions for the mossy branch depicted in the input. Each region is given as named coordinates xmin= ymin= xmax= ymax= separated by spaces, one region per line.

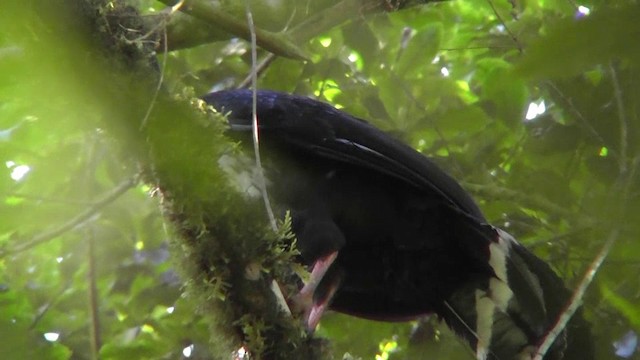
xmin=157 ymin=0 xmax=308 ymax=60
xmin=38 ymin=0 xmax=325 ymax=358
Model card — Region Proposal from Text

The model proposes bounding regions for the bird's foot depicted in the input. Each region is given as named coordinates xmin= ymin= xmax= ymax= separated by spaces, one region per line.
xmin=291 ymin=251 xmax=339 ymax=331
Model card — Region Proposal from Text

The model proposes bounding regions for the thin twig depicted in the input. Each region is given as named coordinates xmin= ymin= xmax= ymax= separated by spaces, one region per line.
xmin=29 ymin=284 xmax=70 ymax=330
xmin=245 ymin=1 xmax=291 ymax=318
xmin=535 ymin=84 xmax=639 ymax=358
xmin=609 ymin=62 xmax=628 ymax=174
xmin=1 ymin=176 xmax=138 ymax=257
xmin=535 ymin=175 xmax=632 ymax=358
xmin=462 ymin=182 xmax=584 ymax=221
xmin=237 ymin=54 xmax=276 ymax=90
xmin=87 ymin=228 xmax=101 ymax=360
xmin=443 ymin=301 xmax=487 ymax=360
xmin=169 ymin=0 xmax=186 ymax=13
xmin=403 ymin=94 xmax=458 ymax=173
xmin=545 ymin=81 xmax=614 ymax=156
xmin=526 ymin=226 xmax=596 ymax=250
xmin=440 ymin=46 xmax=516 ymax=51
xmin=485 ymin=0 xmax=522 ymax=53
xmin=82 ymin=136 xmax=101 ymax=360
xmin=126 ymin=0 xmax=185 ymax=44
xmin=533 ymin=229 xmax=619 ymax=359
xmin=139 ymin=21 xmax=169 ymax=130
xmin=245 ymin=2 xmax=277 ymax=233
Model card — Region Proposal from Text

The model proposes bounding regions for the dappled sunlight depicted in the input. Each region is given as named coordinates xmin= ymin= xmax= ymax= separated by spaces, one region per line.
xmin=525 ymin=100 xmax=546 ymax=121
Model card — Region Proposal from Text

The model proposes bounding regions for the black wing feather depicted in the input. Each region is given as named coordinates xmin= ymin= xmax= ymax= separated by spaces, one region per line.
xmin=203 ymin=89 xmax=485 ymax=221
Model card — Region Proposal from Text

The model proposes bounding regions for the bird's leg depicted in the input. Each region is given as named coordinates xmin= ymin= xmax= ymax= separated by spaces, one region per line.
xmin=292 ymin=251 xmax=339 ymax=331
xmin=306 ymin=278 xmax=339 ymax=331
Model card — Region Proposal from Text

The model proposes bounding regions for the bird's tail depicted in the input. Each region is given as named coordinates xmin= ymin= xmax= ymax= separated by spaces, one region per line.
xmin=442 ymin=227 xmax=593 ymax=360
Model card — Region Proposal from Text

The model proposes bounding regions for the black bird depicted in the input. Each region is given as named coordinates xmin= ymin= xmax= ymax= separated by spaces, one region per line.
xmin=202 ymin=89 xmax=593 ymax=360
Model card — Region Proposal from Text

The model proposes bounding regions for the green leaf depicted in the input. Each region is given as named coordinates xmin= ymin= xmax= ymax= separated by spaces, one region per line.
xmin=395 ymin=24 xmax=443 ymax=77
xmin=475 ymin=58 xmax=528 ymax=125
xmin=517 ymin=6 xmax=640 ymax=79
xmin=601 ymin=284 xmax=640 ymax=329
xmin=435 ymin=104 xmax=491 ymax=135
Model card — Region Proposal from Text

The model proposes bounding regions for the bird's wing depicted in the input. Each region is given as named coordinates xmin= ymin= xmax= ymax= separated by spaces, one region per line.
xmin=203 ymin=89 xmax=485 ymax=221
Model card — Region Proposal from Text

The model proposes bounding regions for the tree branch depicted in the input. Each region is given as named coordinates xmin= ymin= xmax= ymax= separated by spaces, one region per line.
xmin=534 ymin=228 xmax=619 ymax=360
xmin=87 ymin=229 xmax=102 ymax=360
xmin=160 ymin=0 xmax=437 ymax=56
xmin=42 ymin=1 xmax=322 ymax=357
xmin=157 ymin=0 xmax=308 ymax=60
xmin=609 ymin=62 xmax=628 ymax=175
xmin=534 ymin=135 xmax=640 ymax=358
xmin=1 ymin=176 xmax=138 ymax=258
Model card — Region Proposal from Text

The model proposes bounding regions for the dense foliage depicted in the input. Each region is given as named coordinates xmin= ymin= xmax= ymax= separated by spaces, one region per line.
xmin=1 ymin=0 xmax=639 ymax=359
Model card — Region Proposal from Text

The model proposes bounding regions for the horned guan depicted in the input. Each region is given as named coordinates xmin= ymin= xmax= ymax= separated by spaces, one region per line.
xmin=202 ymin=89 xmax=593 ymax=359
